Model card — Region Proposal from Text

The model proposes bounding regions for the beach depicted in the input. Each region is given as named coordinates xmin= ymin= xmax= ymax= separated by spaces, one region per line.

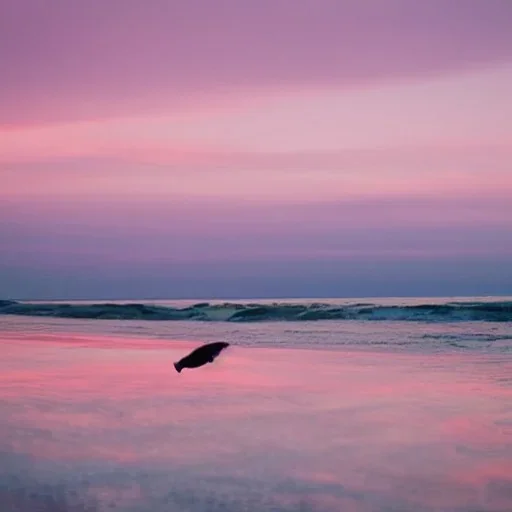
xmin=1 ymin=309 xmax=511 ymax=511
xmin=3 ymin=1 xmax=512 ymax=509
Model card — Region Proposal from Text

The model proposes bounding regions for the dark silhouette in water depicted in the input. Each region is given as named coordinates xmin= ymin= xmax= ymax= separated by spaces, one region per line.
xmin=174 ymin=342 xmax=230 ymax=373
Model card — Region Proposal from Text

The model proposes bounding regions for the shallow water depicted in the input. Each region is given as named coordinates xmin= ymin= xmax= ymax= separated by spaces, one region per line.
xmin=1 ymin=313 xmax=511 ymax=355
xmin=1 ymin=328 xmax=511 ymax=511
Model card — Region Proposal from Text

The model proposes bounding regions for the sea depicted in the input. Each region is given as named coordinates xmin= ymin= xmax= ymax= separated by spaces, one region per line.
xmin=1 ymin=295 xmax=511 ymax=354
xmin=1 ymin=296 xmax=511 ymax=511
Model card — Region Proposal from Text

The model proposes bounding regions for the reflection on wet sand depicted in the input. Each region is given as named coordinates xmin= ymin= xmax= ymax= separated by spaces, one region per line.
xmin=1 ymin=333 xmax=511 ymax=511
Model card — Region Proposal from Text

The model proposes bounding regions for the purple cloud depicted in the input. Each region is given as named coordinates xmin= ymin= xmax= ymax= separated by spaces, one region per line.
xmin=1 ymin=0 xmax=511 ymax=125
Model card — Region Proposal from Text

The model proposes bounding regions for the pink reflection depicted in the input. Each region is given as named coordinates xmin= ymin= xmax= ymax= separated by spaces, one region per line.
xmin=0 ymin=334 xmax=511 ymax=511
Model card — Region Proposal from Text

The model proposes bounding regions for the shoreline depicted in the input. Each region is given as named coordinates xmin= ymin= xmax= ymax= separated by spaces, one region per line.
xmin=2 ymin=321 xmax=512 ymax=357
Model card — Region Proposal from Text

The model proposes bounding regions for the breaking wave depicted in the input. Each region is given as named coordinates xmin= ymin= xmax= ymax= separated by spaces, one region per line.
xmin=1 ymin=300 xmax=511 ymax=323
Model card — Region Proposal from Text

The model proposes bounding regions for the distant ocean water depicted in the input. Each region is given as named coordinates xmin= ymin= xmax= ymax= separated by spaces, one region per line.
xmin=1 ymin=296 xmax=511 ymax=354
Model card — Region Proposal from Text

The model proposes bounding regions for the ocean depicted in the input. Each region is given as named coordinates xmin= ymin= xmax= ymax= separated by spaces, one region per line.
xmin=1 ymin=296 xmax=512 ymax=354
xmin=1 ymin=296 xmax=511 ymax=511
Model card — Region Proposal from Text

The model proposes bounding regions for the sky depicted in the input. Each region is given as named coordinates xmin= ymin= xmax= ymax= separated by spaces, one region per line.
xmin=1 ymin=0 xmax=512 ymax=299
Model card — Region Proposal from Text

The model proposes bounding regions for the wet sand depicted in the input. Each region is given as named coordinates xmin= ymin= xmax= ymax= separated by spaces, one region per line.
xmin=1 ymin=333 xmax=511 ymax=511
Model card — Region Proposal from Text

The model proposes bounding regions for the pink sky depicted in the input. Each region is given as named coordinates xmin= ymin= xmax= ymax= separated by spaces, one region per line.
xmin=1 ymin=0 xmax=511 ymax=298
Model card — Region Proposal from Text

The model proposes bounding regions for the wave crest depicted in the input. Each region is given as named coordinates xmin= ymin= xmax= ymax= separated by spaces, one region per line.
xmin=1 ymin=300 xmax=511 ymax=323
